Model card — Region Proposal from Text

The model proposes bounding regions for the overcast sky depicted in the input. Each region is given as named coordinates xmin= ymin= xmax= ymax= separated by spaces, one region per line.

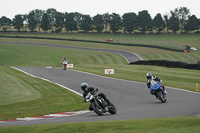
xmin=0 ymin=0 xmax=199 ymax=19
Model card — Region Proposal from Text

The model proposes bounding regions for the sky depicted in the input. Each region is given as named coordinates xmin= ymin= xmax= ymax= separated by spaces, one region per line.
xmin=0 ymin=0 xmax=199 ymax=19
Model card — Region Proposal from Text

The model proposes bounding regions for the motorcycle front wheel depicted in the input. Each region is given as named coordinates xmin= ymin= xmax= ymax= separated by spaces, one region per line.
xmin=108 ymin=103 xmax=117 ymax=114
xmin=157 ymin=91 xmax=166 ymax=103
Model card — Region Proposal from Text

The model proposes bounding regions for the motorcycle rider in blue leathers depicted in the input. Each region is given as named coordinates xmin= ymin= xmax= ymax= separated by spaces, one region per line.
xmin=146 ymin=72 xmax=167 ymax=95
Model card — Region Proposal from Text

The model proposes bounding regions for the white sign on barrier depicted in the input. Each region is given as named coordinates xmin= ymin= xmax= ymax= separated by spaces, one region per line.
xmin=105 ymin=69 xmax=114 ymax=74
xmin=67 ymin=64 xmax=74 ymax=68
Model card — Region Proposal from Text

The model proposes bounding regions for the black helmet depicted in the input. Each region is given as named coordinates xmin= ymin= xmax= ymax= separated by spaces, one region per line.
xmin=81 ymin=82 xmax=88 ymax=91
xmin=146 ymin=72 xmax=152 ymax=79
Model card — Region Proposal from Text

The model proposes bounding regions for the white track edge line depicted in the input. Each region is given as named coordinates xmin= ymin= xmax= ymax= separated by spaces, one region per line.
xmin=11 ymin=66 xmax=82 ymax=96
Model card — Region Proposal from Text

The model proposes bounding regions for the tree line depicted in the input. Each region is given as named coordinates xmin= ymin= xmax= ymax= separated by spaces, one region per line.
xmin=0 ymin=7 xmax=199 ymax=34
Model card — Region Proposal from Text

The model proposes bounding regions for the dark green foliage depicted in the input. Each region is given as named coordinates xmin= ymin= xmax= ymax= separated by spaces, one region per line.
xmin=65 ymin=13 xmax=78 ymax=32
xmin=164 ymin=15 xmax=170 ymax=33
xmin=153 ymin=13 xmax=165 ymax=33
xmin=32 ymin=9 xmax=45 ymax=32
xmin=80 ymin=15 xmax=93 ymax=32
xmin=110 ymin=13 xmax=122 ymax=33
xmin=0 ymin=16 xmax=11 ymax=31
xmin=41 ymin=13 xmax=50 ymax=32
xmin=0 ymin=6 xmax=199 ymax=34
xmin=28 ymin=11 xmax=37 ymax=31
xmin=174 ymin=7 xmax=190 ymax=33
xmin=12 ymin=14 xmax=24 ymax=31
xmin=184 ymin=15 xmax=199 ymax=32
xmin=169 ymin=12 xmax=180 ymax=33
xmin=102 ymin=13 xmax=110 ymax=32
xmin=46 ymin=8 xmax=57 ymax=31
xmin=137 ymin=10 xmax=153 ymax=34
xmin=93 ymin=14 xmax=104 ymax=32
xmin=122 ymin=12 xmax=137 ymax=33
xmin=73 ymin=12 xmax=82 ymax=31
xmin=54 ymin=12 xmax=64 ymax=32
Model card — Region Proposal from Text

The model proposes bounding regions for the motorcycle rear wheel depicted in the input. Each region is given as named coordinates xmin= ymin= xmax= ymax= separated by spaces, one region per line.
xmin=91 ymin=103 xmax=104 ymax=116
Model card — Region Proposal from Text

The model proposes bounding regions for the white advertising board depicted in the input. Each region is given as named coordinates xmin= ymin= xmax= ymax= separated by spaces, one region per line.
xmin=67 ymin=64 xmax=74 ymax=68
xmin=105 ymin=69 xmax=114 ymax=74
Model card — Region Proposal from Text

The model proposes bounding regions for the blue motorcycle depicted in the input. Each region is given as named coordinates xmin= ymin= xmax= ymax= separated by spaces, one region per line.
xmin=150 ymin=82 xmax=167 ymax=103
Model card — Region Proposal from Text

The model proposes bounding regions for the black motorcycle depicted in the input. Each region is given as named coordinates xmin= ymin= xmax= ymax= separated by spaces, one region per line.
xmin=82 ymin=89 xmax=117 ymax=116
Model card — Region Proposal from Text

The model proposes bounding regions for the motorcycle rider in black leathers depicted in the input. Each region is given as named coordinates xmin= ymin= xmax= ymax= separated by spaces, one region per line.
xmin=81 ymin=82 xmax=111 ymax=111
xmin=146 ymin=72 xmax=167 ymax=95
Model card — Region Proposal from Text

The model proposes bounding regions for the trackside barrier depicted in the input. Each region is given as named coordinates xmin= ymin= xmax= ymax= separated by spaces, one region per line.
xmin=196 ymin=83 xmax=199 ymax=92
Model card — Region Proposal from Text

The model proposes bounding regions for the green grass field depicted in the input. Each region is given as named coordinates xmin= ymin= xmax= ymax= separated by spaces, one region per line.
xmin=0 ymin=66 xmax=89 ymax=120
xmin=0 ymin=117 xmax=200 ymax=133
xmin=0 ymin=34 xmax=200 ymax=132
xmin=1 ymin=34 xmax=200 ymax=64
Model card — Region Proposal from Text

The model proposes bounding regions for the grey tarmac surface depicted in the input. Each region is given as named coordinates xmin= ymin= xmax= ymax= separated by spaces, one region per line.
xmin=1 ymin=67 xmax=200 ymax=127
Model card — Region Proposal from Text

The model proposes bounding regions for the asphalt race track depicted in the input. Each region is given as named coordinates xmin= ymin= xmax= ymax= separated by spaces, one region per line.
xmin=0 ymin=42 xmax=200 ymax=127
xmin=1 ymin=67 xmax=200 ymax=127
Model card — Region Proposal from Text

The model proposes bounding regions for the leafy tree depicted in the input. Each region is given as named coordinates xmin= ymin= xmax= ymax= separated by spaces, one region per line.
xmin=54 ymin=12 xmax=64 ymax=32
xmin=122 ymin=12 xmax=137 ymax=33
xmin=13 ymin=14 xmax=23 ymax=31
xmin=198 ymin=19 xmax=200 ymax=29
xmin=153 ymin=13 xmax=165 ymax=33
xmin=93 ymin=14 xmax=104 ymax=32
xmin=73 ymin=12 xmax=82 ymax=31
xmin=80 ymin=15 xmax=93 ymax=32
xmin=137 ymin=10 xmax=153 ymax=34
xmin=164 ymin=15 xmax=170 ymax=33
xmin=174 ymin=7 xmax=190 ymax=33
xmin=64 ymin=13 xmax=78 ymax=32
xmin=0 ymin=16 xmax=11 ymax=31
xmin=22 ymin=14 xmax=28 ymax=31
xmin=184 ymin=15 xmax=199 ymax=32
xmin=46 ymin=8 xmax=57 ymax=31
xmin=32 ymin=9 xmax=45 ymax=32
xmin=109 ymin=13 xmax=122 ymax=33
xmin=169 ymin=11 xmax=180 ymax=33
xmin=102 ymin=13 xmax=110 ymax=32
xmin=27 ymin=11 xmax=37 ymax=31
xmin=41 ymin=13 xmax=50 ymax=32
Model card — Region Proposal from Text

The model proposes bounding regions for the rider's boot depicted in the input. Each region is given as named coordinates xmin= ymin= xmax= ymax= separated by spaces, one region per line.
xmin=89 ymin=104 xmax=93 ymax=111
xmin=150 ymin=90 xmax=154 ymax=95
xmin=163 ymin=86 xmax=167 ymax=94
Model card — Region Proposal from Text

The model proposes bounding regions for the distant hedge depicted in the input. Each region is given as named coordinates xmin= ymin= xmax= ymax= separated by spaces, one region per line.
xmin=129 ymin=60 xmax=200 ymax=70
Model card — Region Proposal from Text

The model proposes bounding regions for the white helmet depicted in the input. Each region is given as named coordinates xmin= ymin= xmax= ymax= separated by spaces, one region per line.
xmin=146 ymin=72 xmax=152 ymax=79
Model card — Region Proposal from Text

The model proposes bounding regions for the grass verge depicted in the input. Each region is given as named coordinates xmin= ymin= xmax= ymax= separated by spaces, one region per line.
xmin=0 ymin=117 xmax=200 ymax=133
xmin=0 ymin=67 xmax=88 ymax=120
